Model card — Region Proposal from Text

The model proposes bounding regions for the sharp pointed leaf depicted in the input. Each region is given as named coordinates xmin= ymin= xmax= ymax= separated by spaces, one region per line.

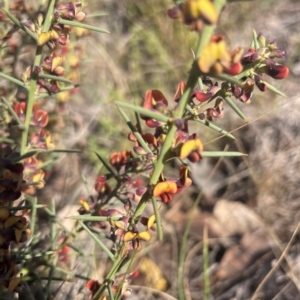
xmin=116 ymin=101 xmax=170 ymax=123
xmin=58 ymin=19 xmax=110 ymax=34
xmin=224 ymin=96 xmax=247 ymax=121
xmin=262 ymin=80 xmax=286 ymax=97
xmin=202 ymin=151 xmax=247 ymax=157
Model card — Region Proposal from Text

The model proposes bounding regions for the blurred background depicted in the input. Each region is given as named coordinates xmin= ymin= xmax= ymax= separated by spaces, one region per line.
xmin=2 ymin=0 xmax=300 ymax=299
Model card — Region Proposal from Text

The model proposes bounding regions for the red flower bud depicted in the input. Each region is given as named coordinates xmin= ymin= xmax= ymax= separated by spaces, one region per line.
xmin=224 ymin=62 xmax=243 ymax=75
xmin=254 ymin=75 xmax=267 ymax=92
xmin=265 ymin=64 xmax=289 ymax=80
xmin=195 ymin=91 xmax=212 ymax=102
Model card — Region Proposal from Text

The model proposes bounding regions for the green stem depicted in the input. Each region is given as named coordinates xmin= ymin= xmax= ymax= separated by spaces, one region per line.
xmin=91 ymin=253 xmax=125 ymax=300
xmin=20 ymin=46 xmax=42 ymax=154
xmin=20 ymin=0 xmax=56 ymax=154
xmin=4 ymin=0 xmax=8 ymax=10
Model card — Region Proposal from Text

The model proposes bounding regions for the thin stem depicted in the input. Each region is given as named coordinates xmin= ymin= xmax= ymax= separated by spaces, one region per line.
xmin=20 ymin=48 xmax=42 ymax=154
xmin=0 ymin=72 xmax=27 ymax=89
xmin=58 ymin=18 xmax=110 ymax=34
xmin=20 ymin=0 xmax=56 ymax=154
xmin=4 ymin=0 xmax=9 ymax=10
xmin=92 ymin=253 xmax=125 ymax=300
xmin=151 ymin=197 xmax=163 ymax=241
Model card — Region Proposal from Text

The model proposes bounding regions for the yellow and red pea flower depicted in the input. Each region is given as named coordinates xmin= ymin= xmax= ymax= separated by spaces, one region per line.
xmin=141 ymin=90 xmax=169 ymax=128
xmin=153 ymin=180 xmax=178 ymax=203
xmin=94 ymin=175 xmax=111 ymax=195
xmin=177 ymin=165 xmax=192 ymax=191
xmin=79 ymin=197 xmax=90 ymax=213
xmin=133 ymin=132 xmax=159 ymax=155
xmin=38 ymin=29 xmax=59 ymax=46
xmin=198 ymin=35 xmax=243 ymax=75
xmin=123 ymin=230 xmax=151 ymax=250
xmin=152 ymin=165 xmax=193 ymax=203
xmin=21 ymin=157 xmax=45 ymax=195
xmin=99 ymin=209 xmax=128 ymax=230
xmin=195 ymin=85 xmax=220 ymax=103
xmin=14 ymin=102 xmax=49 ymax=128
xmin=57 ymin=2 xmax=86 ymax=21
xmin=168 ymin=0 xmax=218 ymax=32
xmin=109 ymin=151 xmax=133 ymax=172
xmin=85 ymin=279 xmax=101 ymax=300
xmin=179 ymin=135 xmax=204 ymax=162
xmin=43 ymin=52 xmax=64 ymax=76
xmin=30 ymin=129 xmax=55 ymax=150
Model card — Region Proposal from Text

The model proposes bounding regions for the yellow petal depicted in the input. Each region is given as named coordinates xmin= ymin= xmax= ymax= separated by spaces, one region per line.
xmin=51 ymin=56 xmax=64 ymax=72
xmin=183 ymin=0 xmax=218 ymax=25
xmin=80 ymin=198 xmax=90 ymax=212
xmin=180 ymin=138 xmax=203 ymax=160
xmin=182 ymin=0 xmax=200 ymax=21
xmin=45 ymin=132 xmax=56 ymax=150
xmin=147 ymin=215 xmax=156 ymax=230
xmin=56 ymin=91 xmax=70 ymax=103
xmin=217 ymin=39 xmax=231 ymax=67
xmin=138 ymin=231 xmax=151 ymax=242
xmin=38 ymin=32 xmax=52 ymax=46
xmin=123 ymin=231 xmax=137 ymax=242
xmin=69 ymin=55 xmax=79 ymax=68
xmin=153 ymin=182 xmax=177 ymax=197
xmin=110 ymin=220 xmax=127 ymax=230
xmin=198 ymin=0 xmax=218 ymax=24
xmin=198 ymin=42 xmax=219 ymax=73
xmin=49 ymin=29 xmax=59 ymax=40
xmin=33 ymin=170 xmax=45 ymax=189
